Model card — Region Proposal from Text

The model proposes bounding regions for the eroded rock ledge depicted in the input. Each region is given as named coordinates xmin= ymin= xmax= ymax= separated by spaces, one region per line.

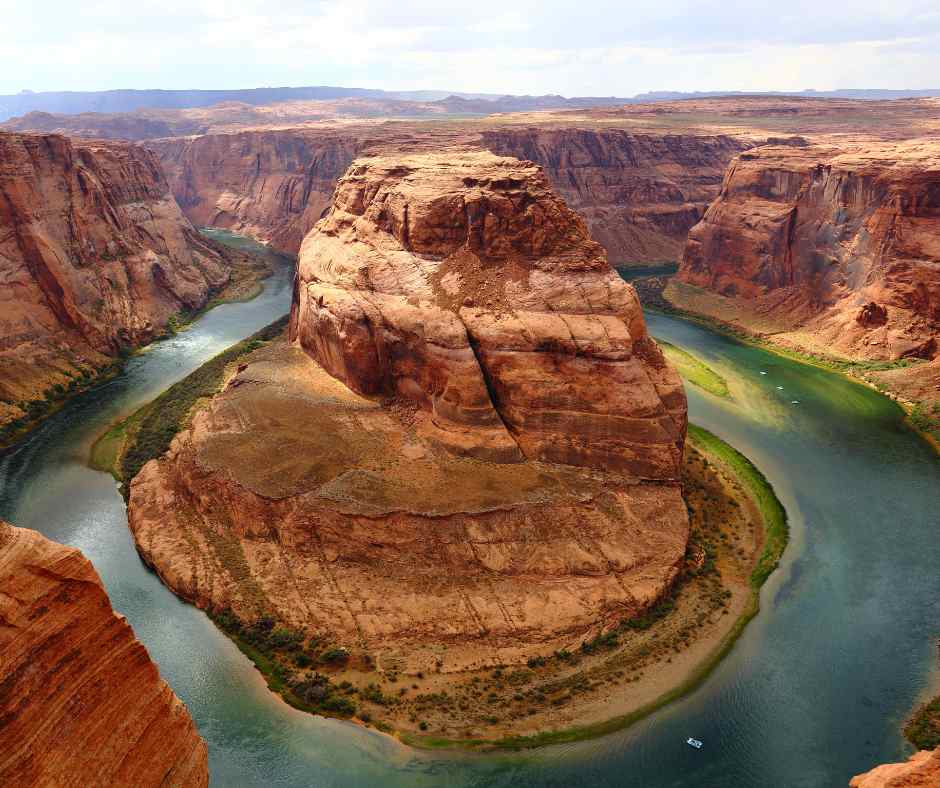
xmin=0 ymin=520 xmax=207 ymax=787
xmin=0 ymin=131 xmax=232 ymax=433
xmin=127 ymin=151 xmax=689 ymax=677
xmin=850 ymin=748 xmax=940 ymax=787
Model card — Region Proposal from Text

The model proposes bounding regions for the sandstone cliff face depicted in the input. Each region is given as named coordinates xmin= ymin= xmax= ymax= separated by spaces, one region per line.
xmin=154 ymin=126 xmax=746 ymax=268
xmin=152 ymin=130 xmax=365 ymax=253
xmin=677 ymin=142 xmax=940 ymax=361
xmin=850 ymin=748 xmax=940 ymax=788
xmin=0 ymin=520 xmax=207 ymax=787
xmin=480 ymin=127 xmax=748 ymax=265
xmin=127 ymin=151 xmax=689 ymax=672
xmin=0 ymin=132 xmax=230 ymax=424
xmin=291 ymin=151 xmax=687 ymax=478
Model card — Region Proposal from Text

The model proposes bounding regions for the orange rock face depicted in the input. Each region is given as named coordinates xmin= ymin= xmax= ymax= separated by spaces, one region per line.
xmin=479 ymin=127 xmax=748 ymax=265
xmin=291 ymin=151 xmax=687 ymax=478
xmin=849 ymin=748 xmax=940 ymax=788
xmin=152 ymin=130 xmax=365 ymax=253
xmin=126 ymin=150 xmax=689 ymax=673
xmin=678 ymin=141 xmax=940 ymax=361
xmin=0 ymin=132 xmax=230 ymax=425
xmin=153 ymin=125 xmax=746 ymax=268
xmin=0 ymin=520 xmax=207 ymax=787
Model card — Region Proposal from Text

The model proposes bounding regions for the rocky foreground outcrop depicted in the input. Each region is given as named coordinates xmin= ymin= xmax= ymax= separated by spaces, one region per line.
xmin=128 ymin=151 xmax=689 ymax=673
xmin=850 ymin=748 xmax=940 ymax=787
xmin=0 ymin=132 xmax=231 ymax=430
xmin=0 ymin=520 xmax=207 ymax=787
xmin=677 ymin=141 xmax=940 ymax=362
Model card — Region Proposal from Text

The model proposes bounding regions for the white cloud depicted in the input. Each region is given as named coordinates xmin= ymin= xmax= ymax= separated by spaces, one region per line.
xmin=1 ymin=0 xmax=938 ymax=95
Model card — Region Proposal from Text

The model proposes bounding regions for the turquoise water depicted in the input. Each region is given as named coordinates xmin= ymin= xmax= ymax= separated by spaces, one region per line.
xmin=1 ymin=242 xmax=937 ymax=786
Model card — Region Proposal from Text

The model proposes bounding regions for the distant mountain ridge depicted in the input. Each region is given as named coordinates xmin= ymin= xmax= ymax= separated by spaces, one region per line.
xmin=0 ymin=86 xmax=506 ymax=121
xmin=3 ymin=85 xmax=939 ymax=122
xmin=634 ymin=89 xmax=940 ymax=101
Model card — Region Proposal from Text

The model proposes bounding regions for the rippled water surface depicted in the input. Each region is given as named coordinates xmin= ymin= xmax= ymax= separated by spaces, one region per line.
xmin=1 ymin=246 xmax=937 ymax=787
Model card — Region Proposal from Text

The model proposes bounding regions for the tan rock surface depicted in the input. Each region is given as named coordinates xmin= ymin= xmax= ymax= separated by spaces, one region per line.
xmin=850 ymin=748 xmax=940 ymax=788
xmin=0 ymin=132 xmax=231 ymax=426
xmin=0 ymin=520 xmax=207 ymax=787
xmin=129 ymin=340 xmax=689 ymax=670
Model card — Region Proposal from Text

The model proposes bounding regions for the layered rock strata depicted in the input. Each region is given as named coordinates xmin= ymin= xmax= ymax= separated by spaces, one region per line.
xmin=0 ymin=132 xmax=230 ymax=427
xmin=479 ymin=128 xmax=748 ymax=265
xmin=677 ymin=141 xmax=940 ymax=362
xmin=0 ymin=520 xmax=207 ymax=787
xmin=128 ymin=151 xmax=689 ymax=672
xmin=153 ymin=126 xmax=747 ymax=266
xmin=290 ymin=151 xmax=687 ymax=478
xmin=151 ymin=130 xmax=366 ymax=253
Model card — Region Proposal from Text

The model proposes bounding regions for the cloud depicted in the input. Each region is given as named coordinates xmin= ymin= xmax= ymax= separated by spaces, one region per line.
xmin=1 ymin=0 xmax=938 ymax=95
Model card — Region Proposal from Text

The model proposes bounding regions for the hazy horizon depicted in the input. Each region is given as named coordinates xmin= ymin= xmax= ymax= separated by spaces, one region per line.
xmin=3 ymin=0 xmax=938 ymax=97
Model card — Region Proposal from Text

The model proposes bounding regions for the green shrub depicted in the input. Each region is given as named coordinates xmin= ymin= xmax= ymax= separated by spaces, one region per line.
xmin=269 ymin=628 xmax=304 ymax=651
xmin=319 ymin=647 xmax=350 ymax=665
xmin=361 ymin=683 xmax=394 ymax=706
xmin=580 ymin=630 xmax=619 ymax=654
xmin=322 ymin=695 xmax=356 ymax=716
xmin=905 ymin=696 xmax=940 ymax=750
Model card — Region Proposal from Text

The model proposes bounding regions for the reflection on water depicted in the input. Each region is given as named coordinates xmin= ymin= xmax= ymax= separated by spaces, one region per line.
xmin=1 ymin=245 xmax=937 ymax=786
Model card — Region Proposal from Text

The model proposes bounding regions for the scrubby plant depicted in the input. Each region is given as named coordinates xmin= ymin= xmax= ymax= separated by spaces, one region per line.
xmin=319 ymin=647 xmax=350 ymax=665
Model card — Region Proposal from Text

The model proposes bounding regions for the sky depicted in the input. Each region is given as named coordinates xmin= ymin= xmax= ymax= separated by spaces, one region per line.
xmin=3 ymin=0 xmax=940 ymax=97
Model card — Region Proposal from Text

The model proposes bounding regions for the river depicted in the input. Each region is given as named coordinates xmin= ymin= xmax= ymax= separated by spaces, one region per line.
xmin=1 ymin=236 xmax=937 ymax=787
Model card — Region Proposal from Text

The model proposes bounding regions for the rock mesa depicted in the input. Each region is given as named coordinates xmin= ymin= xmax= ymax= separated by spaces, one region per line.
xmin=128 ymin=150 xmax=689 ymax=672
xmin=291 ymin=150 xmax=687 ymax=478
xmin=153 ymin=126 xmax=747 ymax=268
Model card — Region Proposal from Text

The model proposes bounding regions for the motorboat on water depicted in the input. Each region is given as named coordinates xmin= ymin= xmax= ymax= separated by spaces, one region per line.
xmin=687 ymin=737 xmax=703 ymax=749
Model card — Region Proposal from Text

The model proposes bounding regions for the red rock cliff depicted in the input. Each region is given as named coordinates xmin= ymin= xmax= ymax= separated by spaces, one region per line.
xmin=154 ymin=126 xmax=746 ymax=268
xmin=677 ymin=141 xmax=940 ymax=361
xmin=152 ymin=130 xmax=365 ymax=253
xmin=291 ymin=150 xmax=687 ymax=478
xmin=0 ymin=520 xmax=208 ymax=787
xmin=0 ymin=132 xmax=230 ymax=424
xmin=480 ymin=127 xmax=748 ymax=265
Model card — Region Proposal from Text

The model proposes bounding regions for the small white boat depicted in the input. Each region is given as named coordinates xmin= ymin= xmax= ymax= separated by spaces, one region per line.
xmin=687 ymin=737 xmax=703 ymax=749
xmin=759 ymin=371 xmax=767 ymax=375
xmin=792 ymin=400 xmax=800 ymax=404
xmin=776 ymin=386 xmax=784 ymax=390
